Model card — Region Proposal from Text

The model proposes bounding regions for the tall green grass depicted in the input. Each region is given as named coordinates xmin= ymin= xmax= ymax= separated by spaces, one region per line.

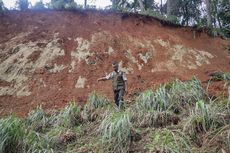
xmin=54 ymin=102 xmax=82 ymax=128
xmin=26 ymin=106 xmax=49 ymax=132
xmin=183 ymin=100 xmax=226 ymax=137
xmin=99 ymin=111 xmax=132 ymax=152
xmin=0 ymin=116 xmax=25 ymax=153
xmin=134 ymin=78 xmax=204 ymax=127
xmin=83 ymin=91 xmax=112 ymax=122
xmin=168 ymin=78 xmax=204 ymax=106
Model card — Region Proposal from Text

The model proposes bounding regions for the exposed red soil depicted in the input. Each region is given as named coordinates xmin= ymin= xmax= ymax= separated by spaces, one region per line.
xmin=0 ymin=10 xmax=229 ymax=117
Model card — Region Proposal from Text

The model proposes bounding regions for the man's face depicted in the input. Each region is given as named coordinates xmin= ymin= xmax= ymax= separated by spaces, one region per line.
xmin=113 ymin=65 xmax=118 ymax=72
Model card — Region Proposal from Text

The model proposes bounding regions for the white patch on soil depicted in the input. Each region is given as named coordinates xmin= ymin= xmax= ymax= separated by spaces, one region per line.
xmin=171 ymin=45 xmax=214 ymax=69
xmin=69 ymin=60 xmax=76 ymax=72
xmin=139 ymin=51 xmax=153 ymax=64
xmin=107 ymin=46 xmax=114 ymax=55
xmin=75 ymin=76 xmax=87 ymax=88
xmin=71 ymin=38 xmax=93 ymax=63
xmin=119 ymin=61 xmax=134 ymax=74
xmin=49 ymin=64 xmax=66 ymax=73
xmin=154 ymin=39 xmax=170 ymax=47
xmin=0 ymin=33 xmax=65 ymax=97
xmin=71 ymin=31 xmax=113 ymax=64
xmin=125 ymin=49 xmax=143 ymax=70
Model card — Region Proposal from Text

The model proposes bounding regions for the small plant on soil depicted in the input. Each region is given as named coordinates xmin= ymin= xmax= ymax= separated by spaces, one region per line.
xmin=146 ymin=129 xmax=192 ymax=153
xmin=99 ymin=111 xmax=132 ymax=152
xmin=0 ymin=116 xmax=25 ymax=153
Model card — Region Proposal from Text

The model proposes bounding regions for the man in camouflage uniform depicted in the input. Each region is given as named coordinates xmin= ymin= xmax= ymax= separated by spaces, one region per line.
xmin=97 ymin=61 xmax=128 ymax=109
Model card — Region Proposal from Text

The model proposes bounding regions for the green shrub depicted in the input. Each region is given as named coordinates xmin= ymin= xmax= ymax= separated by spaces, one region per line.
xmin=146 ymin=129 xmax=192 ymax=153
xmin=0 ymin=116 xmax=25 ymax=153
xmin=16 ymin=0 xmax=29 ymax=11
xmin=99 ymin=111 xmax=132 ymax=152
xmin=32 ymin=1 xmax=46 ymax=10
xmin=49 ymin=0 xmax=78 ymax=10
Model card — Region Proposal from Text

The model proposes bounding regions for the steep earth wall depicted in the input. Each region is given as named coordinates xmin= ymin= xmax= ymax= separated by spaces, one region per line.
xmin=0 ymin=10 xmax=229 ymax=116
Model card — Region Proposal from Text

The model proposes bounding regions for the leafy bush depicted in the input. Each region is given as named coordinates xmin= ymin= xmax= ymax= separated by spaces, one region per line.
xmin=0 ymin=0 xmax=7 ymax=14
xmin=144 ymin=9 xmax=180 ymax=25
xmin=99 ymin=111 xmax=132 ymax=152
xmin=16 ymin=0 xmax=29 ymax=11
xmin=49 ymin=0 xmax=78 ymax=10
xmin=32 ymin=1 xmax=46 ymax=10
xmin=146 ymin=129 xmax=192 ymax=153
xmin=0 ymin=116 xmax=25 ymax=153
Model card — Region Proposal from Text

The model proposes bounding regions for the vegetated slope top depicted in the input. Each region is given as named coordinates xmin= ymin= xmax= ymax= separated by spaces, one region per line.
xmin=0 ymin=10 xmax=229 ymax=117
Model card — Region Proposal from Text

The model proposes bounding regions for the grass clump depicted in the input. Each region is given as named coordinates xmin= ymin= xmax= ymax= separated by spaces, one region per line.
xmin=0 ymin=116 xmax=25 ymax=153
xmin=134 ymin=88 xmax=173 ymax=127
xmin=24 ymin=130 xmax=55 ymax=153
xmin=168 ymin=78 xmax=204 ymax=106
xmin=26 ymin=106 xmax=49 ymax=132
xmin=183 ymin=100 xmax=226 ymax=137
xmin=87 ymin=91 xmax=110 ymax=109
xmin=146 ymin=129 xmax=192 ymax=153
xmin=99 ymin=111 xmax=132 ymax=152
xmin=54 ymin=102 xmax=82 ymax=128
xmin=83 ymin=91 xmax=112 ymax=122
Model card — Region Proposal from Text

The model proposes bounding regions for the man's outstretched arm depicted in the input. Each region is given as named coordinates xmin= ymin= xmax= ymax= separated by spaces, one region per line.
xmin=97 ymin=77 xmax=108 ymax=82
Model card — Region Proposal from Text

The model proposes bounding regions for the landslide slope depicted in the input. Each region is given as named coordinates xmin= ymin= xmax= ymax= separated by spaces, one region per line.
xmin=0 ymin=10 xmax=229 ymax=116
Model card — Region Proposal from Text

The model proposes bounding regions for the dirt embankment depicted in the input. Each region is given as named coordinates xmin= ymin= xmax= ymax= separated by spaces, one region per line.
xmin=0 ymin=10 xmax=229 ymax=117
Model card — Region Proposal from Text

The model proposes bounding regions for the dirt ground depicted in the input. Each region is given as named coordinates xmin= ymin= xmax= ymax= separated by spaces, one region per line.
xmin=0 ymin=10 xmax=229 ymax=117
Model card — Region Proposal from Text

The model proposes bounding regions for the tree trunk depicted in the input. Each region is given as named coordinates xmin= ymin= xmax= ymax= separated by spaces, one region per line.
xmin=84 ymin=0 xmax=87 ymax=8
xmin=138 ymin=0 xmax=145 ymax=13
xmin=205 ymin=0 xmax=212 ymax=27
xmin=167 ymin=0 xmax=171 ymax=16
xmin=160 ymin=0 xmax=163 ymax=14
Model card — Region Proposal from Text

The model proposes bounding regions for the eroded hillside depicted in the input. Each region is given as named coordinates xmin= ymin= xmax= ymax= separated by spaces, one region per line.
xmin=0 ymin=10 xmax=229 ymax=116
